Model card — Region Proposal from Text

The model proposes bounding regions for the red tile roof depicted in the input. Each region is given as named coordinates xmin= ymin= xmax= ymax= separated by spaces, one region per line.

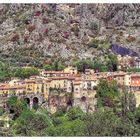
xmin=131 ymin=76 xmax=140 ymax=79
xmin=43 ymin=71 xmax=70 ymax=74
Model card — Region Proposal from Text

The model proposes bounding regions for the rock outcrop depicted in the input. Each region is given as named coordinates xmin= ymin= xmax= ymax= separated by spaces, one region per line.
xmin=0 ymin=4 xmax=140 ymax=66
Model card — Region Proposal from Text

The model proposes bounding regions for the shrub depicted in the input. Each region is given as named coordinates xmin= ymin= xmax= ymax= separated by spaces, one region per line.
xmin=0 ymin=107 xmax=5 ymax=116
xmin=71 ymin=24 xmax=79 ymax=36
xmin=15 ymin=67 xmax=39 ymax=79
xmin=27 ymin=25 xmax=36 ymax=32
xmin=90 ymin=22 xmax=98 ymax=30
xmin=62 ymin=31 xmax=69 ymax=39
xmin=35 ymin=11 xmax=42 ymax=16
xmin=73 ymin=59 xmax=94 ymax=72
xmin=44 ymin=28 xmax=49 ymax=35
xmin=67 ymin=107 xmax=84 ymax=121
xmin=11 ymin=33 xmax=20 ymax=42
xmin=42 ymin=17 xmax=49 ymax=24
xmin=24 ymin=35 xmax=30 ymax=42
xmin=127 ymin=68 xmax=140 ymax=72
xmin=126 ymin=35 xmax=136 ymax=42
xmin=88 ymin=39 xmax=99 ymax=48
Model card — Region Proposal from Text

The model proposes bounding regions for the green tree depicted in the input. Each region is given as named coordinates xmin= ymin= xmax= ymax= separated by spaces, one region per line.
xmin=0 ymin=107 xmax=5 ymax=116
xmin=93 ymin=62 xmax=109 ymax=72
xmin=0 ymin=61 xmax=13 ymax=82
xmin=15 ymin=67 xmax=39 ymax=79
xmin=7 ymin=96 xmax=28 ymax=119
xmin=45 ymin=118 xmax=85 ymax=136
xmin=90 ymin=22 xmax=99 ymax=31
xmin=83 ymin=108 xmax=120 ymax=136
xmin=43 ymin=64 xmax=54 ymax=71
xmin=96 ymin=80 xmax=120 ymax=109
xmin=83 ymin=108 xmax=137 ymax=136
xmin=67 ymin=107 xmax=84 ymax=121
xmin=73 ymin=59 xmax=94 ymax=73
xmin=57 ymin=119 xmax=85 ymax=136
xmin=106 ymin=54 xmax=118 ymax=71
xmin=127 ymin=68 xmax=140 ymax=72
xmin=11 ymin=110 xmax=52 ymax=136
xmin=120 ymin=89 xmax=136 ymax=116
xmin=43 ymin=62 xmax=65 ymax=71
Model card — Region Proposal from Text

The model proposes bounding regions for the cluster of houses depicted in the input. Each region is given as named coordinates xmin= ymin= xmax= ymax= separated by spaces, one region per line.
xmin=117 ymin=55 xmax=140 ymax=70
xmin=1 ymin=66 xmax=140 ymax=113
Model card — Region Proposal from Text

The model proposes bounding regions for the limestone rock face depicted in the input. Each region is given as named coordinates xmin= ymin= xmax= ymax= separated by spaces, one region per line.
xmin=0 ymin=4 xmax=140 ymax=66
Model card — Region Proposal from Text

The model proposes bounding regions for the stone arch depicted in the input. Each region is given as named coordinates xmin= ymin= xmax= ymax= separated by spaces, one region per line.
xmin=33 ymin=97 xmax=39 ymax=110
xmin=81 ymin=96 xmax=86 ymax=102
xmin=67 ymin=99 xmax=73 ymax=106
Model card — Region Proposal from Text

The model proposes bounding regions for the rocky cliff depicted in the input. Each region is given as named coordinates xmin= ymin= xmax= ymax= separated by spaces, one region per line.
xmin=0 ymin=4 xmax=140 ymax=67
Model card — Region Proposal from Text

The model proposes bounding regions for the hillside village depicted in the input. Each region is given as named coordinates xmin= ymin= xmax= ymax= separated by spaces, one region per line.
xmin=1 ymin=59 xmax=140 ymax=114
xmin=1 ymin=3 xmax=140 ymax=137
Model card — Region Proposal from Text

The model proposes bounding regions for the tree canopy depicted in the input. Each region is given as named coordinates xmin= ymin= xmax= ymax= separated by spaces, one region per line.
xmin=96 ymin=79 xmax=120 ymax=109
xmin=15 ymin=67 xmax=39 ymax=79
xmin=43 ymin=61 xmax=66 ymax=71
xmin=73 ymin=59 xmax=94 ymax=73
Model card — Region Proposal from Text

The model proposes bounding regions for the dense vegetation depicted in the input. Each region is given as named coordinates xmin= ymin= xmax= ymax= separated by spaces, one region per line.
xmin=127 ymin=68 xmax=140 ymax=72
xmin=0 ymin=61 xmax=13 ymax=82
xmin=15 ymin=67 xmax=39 ymax=79
xmin=1 ymin=79 xmax=140 ymax=136
xmin=43 ymin=61 xmax=66 ymax=71
xmin=73 ymin=54 xmax=118 ymax=73
xmin=0 ymin=61 xmax=39 ymax=82
xmin=0 ymin=55 xmax=118 ymax=82
xmin=88 ymin=39 xmax=111 ymax=50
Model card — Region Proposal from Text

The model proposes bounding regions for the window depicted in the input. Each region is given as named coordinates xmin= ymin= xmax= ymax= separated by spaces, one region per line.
xmin=58 ymin=84 xmax=61 ymax=88
xmin=41 ymin=84 xmax=44 ymax=93
xmin=75 ymin=88 xmax=78 ymax=91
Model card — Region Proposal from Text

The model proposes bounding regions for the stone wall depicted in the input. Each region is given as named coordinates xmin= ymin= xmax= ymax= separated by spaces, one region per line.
xmin=74 ymin=90 xmax=97 ymax=112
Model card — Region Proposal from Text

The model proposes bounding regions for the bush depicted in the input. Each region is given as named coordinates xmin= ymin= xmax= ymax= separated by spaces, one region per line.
xmin=88 ymin=39 xmax=111 ymax=49
xmin=42 ymin=18 xmax=49 ymax=24
xmin=53 ymin=107 xmax=67 ymax=117
xmin=96 ymin=79 xmax=119 ymax=109
xmin=11 ymin=110 xmax=51 ymax=136
xmin=67 ymin=107 xmax=84 ymax=121
xmin=127 ymin=68 xmax=140 ymax=72
xmin=88 ymin=39 xmax=99 ymax=48
xmin=10 ymin=33 xmax=20 ymax=42
xmin=71 ymin=24 xmax=79 ymax=36
xmin=0 ymin=61 xmax=14 ymax=82
xmin=0 ymin=107 xmax=5 ymax=116
xmin=90 ymin=22 xmax=98 ymax=30
xmin=27 ymin=25 xmax=35 ymax=32
xmin=73 ymin=59 xmax=94 ymax=72
xmin=126 ymin=35 xmax=135 ymax=42
xmin=15 ymin=67 xmax=39 ymax=79
xmin=43 ymin=62 xmax=66 ymax=71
